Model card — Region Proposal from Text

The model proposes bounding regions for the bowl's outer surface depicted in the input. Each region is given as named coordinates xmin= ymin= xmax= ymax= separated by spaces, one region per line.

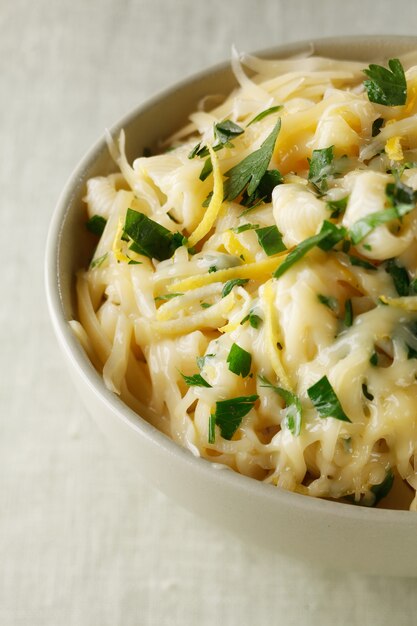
xmin=46 ymin=36 xmax=417 ymax=576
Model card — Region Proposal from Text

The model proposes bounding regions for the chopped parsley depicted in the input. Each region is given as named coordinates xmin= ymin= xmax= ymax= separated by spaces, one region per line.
xmin=90 ymin=252 xmax=108 ymax=269
xmin=363 ymin=58 xmax=407 ymax=106
xmin=223 ymin=120 xmax=281 ymax=201
xmin=247 ymin=105 xmax=283 ymax=126
xmin=222 ymin=278 xmax=249 ymax=298
xmin=256 ymin=225 xmax=286 ymax=256
xmin=86 ymin=214 xmax=107 ymax=236
xmin=226 ymin=343 xmax=252 ymax=377
xmin=326 ymin=195 xmax=348 ymax=219
xmin=154 ymin=292 xmax=183 ymax=302
xmin=240 ymin=311 xmax=262 ymax=329
xmin=371 ymin=469 xmax=394 ymax=505
xmin=369 ymin=351 xmax=378 ymax=366
xmin=123 ymin=209 xmax=183 ymax=261
xmin=349 ymin=179 xmax=417 ymax=244
xmin=273 ymin=221 xmax=346 ymax=279
xmin=308 ymin=146 xmax=335 ymax=192
xmin=307 ymin=375 xmax=351 ymax=422
xmin=371 ymin=117 xmax=384 ymax=137
xmin=208 ymin=413 xmax=216 ymax=444
xmin=317 ymin=293 xmax=338 ymax=311
xmin=231 ymin=223 xmax=260 ymax=234
xmin=180 ymin=372 xmax=212 ymax=388
xmin=348 ymin=255 xmax=377 ymax=271
xmin=212 ymin=394 xmax=259 ymax=440
xmin=259 ymin=375 xmax=302 ymax=436
xmin=240 ymin=169 xmax=283 ymax=208
xmin=385 ymin=259 xmax=410 ymax=296
xmin=196 ymin=354 xmax=215 ymax=370
xmin=344 ymin=299 xmax=353 ymax=327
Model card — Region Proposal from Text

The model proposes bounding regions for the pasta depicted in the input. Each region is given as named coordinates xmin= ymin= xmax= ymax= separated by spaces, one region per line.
xmin=72 ymin=51 xmax=417 ymax=510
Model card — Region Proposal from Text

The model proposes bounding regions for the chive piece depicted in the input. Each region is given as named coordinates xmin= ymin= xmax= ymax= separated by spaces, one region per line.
xmin=348 ymin=255 xmax=377 ymax=271
xmin=372 ymin=118 xmax=384 ymax=137
xmin=154 ymin=293 xmax=183 ymax=302
xmin=202 ymin=192 xmax=213 ymax=207
xmin=223 ymin=120 xmax=281 ymax=201
xmin=180 ymin=372 xmax=212 ymax=388
xmin=363 ymin=59 xmax=407 ymax=106
xmin=213 ymin=395 xmax=259 ymax=440
xmin=124 ymin=209 xmax=183 ymax=261
xmin=326 ymin=196 xmax=349 ymax=219
xmin=221 ymin=278 xmax=249 ymax=298
xmin=385 ymin=259 xmax=410 ymax=296
xmin=344 ymin=299 xmax=353 ymax=327
xmin=307 ymin=146 xmax=335 ymax=193
xmin=208 ymin=413 xmax=216 ymax=444
xmin=255 ymin=225 xmax=286 ymax=256
xmin=231 ymin=223 xmax=260 ymax=234
xmin=226 ymin=343 xmax=252 ymax=377
xmin=86 ymin=215 xmax=107 ymax=236
xmin=247 ymin=105 xmax=283 ymax=126
xmin=273 ymin=221 xmax=346 ymax=279
xmin=317 ymin=294 xmax=338 ymax=311
xmin=371 ymin=470 xmax=394 ymax=505
xmin=307 ymin=375 xmax=351 ymax=422
xmin=208 ymin=265 xmax=217 ymax=273
xmin=259 ymin=375 xmax=302 ymax=436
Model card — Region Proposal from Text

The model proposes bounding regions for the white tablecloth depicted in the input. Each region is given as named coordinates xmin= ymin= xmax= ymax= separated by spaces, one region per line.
xmin=2 ymin=1 xmax=417 ymax=623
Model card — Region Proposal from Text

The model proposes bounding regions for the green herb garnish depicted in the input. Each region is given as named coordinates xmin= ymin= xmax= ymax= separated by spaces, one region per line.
xmin=370 ymin=351 xmax=378 ymax=366
xmin=259 ymin=375 xmax=302 ymax=436
xmin=307 ymin=375 xmax=351 ymax=422
xmin=256 ymin=225 xmax=286 ymax=256
xmin=199 ymin=157 xmax=213 ymax=181
xmin=240 ymin=311 xmax=262 ymax=329
xmin=208 ymin=413 xmax=216 ymax=444
xmin=222 ymin=278 xmax=249 ymax=298
xmin=86 ymin=215 xmax=107 ymax=236
xmin=363 ymin=59 xmax=407 ymax=106
xmin=180 ymin=372 xmax=212 ymax=388
xmin=154 ymin=293 xmax=183 ymax=302
xmin=212 ymin=394 xmax=259 ymax=440
xmin=123 ymin=209 xmax=183 ymax=261
xmin=308 ymin=146 xmax=335 ymax=192
xmin=348 ymin=255 xmax=377 ymax=271
xmin=200 ymin=302 xmax=211 ymax=309
xmin=385 ymin=259 xmax=410 ymax=296
xmin=371 ymin=469 xmax=394 ymax=505
xmin=227 ymin=343 xmax=252 ymax=377
xmin=214 ymin=119 xmax=244 ymax=145
xmin=349 ymin=180 xmax=417 ymax=244
xmin=247 ymin=105 xmax=283 ymax=126
xmin=326 ymin=195 xmax=348 ymax=219
xmin=90 ymin=252 xmax=108 ymax=269
xmin=273 ymin=221 xmax=346 ymax=279
xmin=362 ymin=383 xmax=374 ymax=401
xmin=231 ymin=223 xmax=260 ymax=234
xmin=317 ymin=294 xmax=338 ymax=311
xmin=240 ymin=169 xmax=283 ymax=208
xmin=371 ymin=118 xmax=384 ymax=137
xmin=223 ymin=120 xmax=281 ymax=201
xmin=344 ymin=299 xmax=353 ymax=327
xmin=196 ymin=354 xmax=215 ymax=370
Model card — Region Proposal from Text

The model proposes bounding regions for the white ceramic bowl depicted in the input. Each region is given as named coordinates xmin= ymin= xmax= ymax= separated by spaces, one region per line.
xmin=46 ymin=36 xmax=417 ymax=576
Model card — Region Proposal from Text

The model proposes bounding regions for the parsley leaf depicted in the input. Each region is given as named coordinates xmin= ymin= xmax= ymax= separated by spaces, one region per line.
xmin=208 ymin=413 xmax=216 ymax=444
xmin=259 ymin=375 xmax=302 ymax=436
xmin=240 ymin=311 xmax=262 ymax=328
xmin=227 ymin=343 xmax=252 ymax=377
xmin=308 ymin=146 xmax=335 ymax=192
xmin=344 ymin=298 xmax=353 ymax=327
xmin=256 ymin=225 xmax=286 ymax=256
xmin=154 ymin=293 xmax=183 ymax=302
xmin=86 ymin=214 xmax=107 ymax=236
xmin=231 ymin=223 xmax=260 ymax=234
xmin=317 ymin=294 xmax=338 ymax=311
xmin=372 ymin=118 xmax=384 ymax=137
xmin=247 ymin=105 xmax=283 ymax=126
xmin=223 ymin=120 xmax=281 ymax=201
xmin=90 ymin=252 xmax=108 ymax=269
xmin=214 ymin=120 xmax=244 ymax=144
xmin=180 ymin=372 xmax=212 ymax=388
xmin=199 ymin=157 xmax=213 ymax=181
xmin=348 ymin=255 xmax=377 ymax=271
xmin=363 ymin=58 xmax=407 ymax=106
xmin=273 ymin=221 xmax=346 ymax=279
xmin=371 ymin=469 xmax=394 ymax=505
xmin=212 ymin=395 xmax=259 ymax=440
xmin=240 ymin=169 xmax=283 ymax=208
xmin=196 ymin=353 xmax=215 ymax=370
xmin=221 ymin=278 xmax=249 ymax=298
xmin=307 ymin=375 xmax=351 ymax=422
xmin=123 ymin=209 xmax=183 ymax=261
xmin=385 ymin=259 xmax=410 ymax=296
xmin=349 ymin=180 xmax=417 ymax=244
xmin=326 ymin=195 xmax=348 ymax=219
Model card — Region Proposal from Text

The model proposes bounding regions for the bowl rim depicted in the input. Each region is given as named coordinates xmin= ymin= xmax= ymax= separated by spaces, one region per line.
xmin=45 ymin=34 xmax=417 ymax=526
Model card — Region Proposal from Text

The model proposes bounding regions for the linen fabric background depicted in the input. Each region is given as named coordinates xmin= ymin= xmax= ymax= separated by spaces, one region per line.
xmin=2 ymin=1 xmax=417 ymax=624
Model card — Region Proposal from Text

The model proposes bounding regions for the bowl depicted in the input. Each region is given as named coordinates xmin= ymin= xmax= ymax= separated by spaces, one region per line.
xmin=45 ymin=35 xmax=417 ymax=576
